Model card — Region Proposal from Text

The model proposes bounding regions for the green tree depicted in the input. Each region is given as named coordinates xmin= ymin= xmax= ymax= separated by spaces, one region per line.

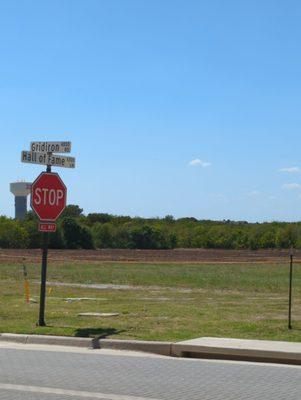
xmin=61 ymin=205 xmax=83 ymax=219
xmin=0 ymin=217 xmax=29 ymax=248
xmin=87 ymin=213 xmax=113 ymax=225
xmin=275 ymin=226 xmax=298 ymax=248
xmin=22 ymin=220 xmax=41 ymax=248
xmin=129 ymin=225 xmax=170 ymax=249
xmin=62 ymin=218 xmax=93 ymax=249
xmin=92 ymin=223 xmax=114 ymax=248
xmin=48 ymin=224 xmax=65 ymax=249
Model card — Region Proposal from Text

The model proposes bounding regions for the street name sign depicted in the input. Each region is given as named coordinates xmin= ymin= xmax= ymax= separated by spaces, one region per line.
xmin=31 ymin=141 xmax=71 ymax=153
xmin=22 ymin=151 xmax=76 ymax=168
xmin=39 ymin=222 xmax=57 ymax=233
xmin=31 ymin=172 xmax=67 ymax=221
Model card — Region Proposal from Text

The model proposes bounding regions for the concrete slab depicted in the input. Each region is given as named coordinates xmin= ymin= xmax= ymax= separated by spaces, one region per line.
xmin=65 ymin=297 xmax=108 ymax=302
xmin=77 ymin=313 xmax=120 ymax=317
xmin=172 ymin=337 xmax=301 ymax=365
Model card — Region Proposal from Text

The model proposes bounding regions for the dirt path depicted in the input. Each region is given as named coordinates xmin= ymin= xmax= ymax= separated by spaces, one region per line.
xmin=0 ymin=248 xmax=299 ymax=264
xmin=37 ymin=281 xmax=194 ymax=293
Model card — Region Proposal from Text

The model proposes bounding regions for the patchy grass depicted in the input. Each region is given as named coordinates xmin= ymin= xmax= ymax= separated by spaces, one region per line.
xmin=0 ymin=261 xmax=301 ymax=342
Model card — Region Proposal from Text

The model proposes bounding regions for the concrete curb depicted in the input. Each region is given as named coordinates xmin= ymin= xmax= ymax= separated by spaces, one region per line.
xmin=0 ymin=334 xmax=92 ymax=348
xmin=2 ymin=334 xmax=301 ymax=365
xmin=0 ymin=334 xmax=173 ymax=356
xmin=93 ymin=338 xmax=173 ymax=356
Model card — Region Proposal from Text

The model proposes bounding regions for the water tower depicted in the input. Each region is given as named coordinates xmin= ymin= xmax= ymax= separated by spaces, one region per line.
xmin=10 ymin=182 xmax=31 ymax=220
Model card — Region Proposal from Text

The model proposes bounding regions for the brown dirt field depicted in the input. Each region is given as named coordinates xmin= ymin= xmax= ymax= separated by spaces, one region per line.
xmin=0 ymin=248 xmax=299 ymax=264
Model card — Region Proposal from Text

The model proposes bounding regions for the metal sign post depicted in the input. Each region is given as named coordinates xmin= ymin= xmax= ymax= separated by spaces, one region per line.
xmin=288 ymin=253 xmax=294 ymax=330
xmin=32 ymin=165 xmax=67 ymax=327
xmin=39 ymin=165 xmax=51 ymax=327
xmin=39 ymin=230 xmax=48 ymax=326
xmin=21 ymin=141 xmax=75 ymax=326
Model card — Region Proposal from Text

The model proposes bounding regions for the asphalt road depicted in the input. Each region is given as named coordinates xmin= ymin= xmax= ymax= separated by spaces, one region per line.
xmin=0 ymin=343 xmax=301 ymax=400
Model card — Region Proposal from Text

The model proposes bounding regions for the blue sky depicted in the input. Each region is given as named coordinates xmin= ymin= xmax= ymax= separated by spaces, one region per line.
xmin=1 ymin=0 xmax=301 ymax=222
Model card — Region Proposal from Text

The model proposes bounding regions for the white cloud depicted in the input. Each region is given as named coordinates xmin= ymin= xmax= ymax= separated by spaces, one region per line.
xmin=282 ymin=183 xmax=301 ymax=190
xmin=279 ymin=167 xmax=300 ymax=173
xmin=189 ymin=159 xmax=211 ymax=167
xmin=249 ymin=190 xmax=260 ymax=196
xmin=211 ymin=193 xmax=228 ymax=201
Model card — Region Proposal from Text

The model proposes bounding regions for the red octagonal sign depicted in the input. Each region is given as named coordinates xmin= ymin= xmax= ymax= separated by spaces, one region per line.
xmin=31 ymin=172 xmax=67 ymax=222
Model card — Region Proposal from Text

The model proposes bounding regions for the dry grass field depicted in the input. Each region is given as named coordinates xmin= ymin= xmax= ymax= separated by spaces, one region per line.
xmin=1 ymin=250 xmax=301 ymax=342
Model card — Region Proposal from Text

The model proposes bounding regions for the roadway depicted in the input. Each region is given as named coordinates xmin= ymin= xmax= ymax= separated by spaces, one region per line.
xmin=0 ymin=342 xmax=300 ymax=400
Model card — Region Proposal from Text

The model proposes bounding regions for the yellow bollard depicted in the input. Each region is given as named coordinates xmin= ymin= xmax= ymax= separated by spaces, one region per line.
xmin=24 ymin=280 xmax=30 ymax=304
xmin=22 ymin=260 xmax=30 ymax=304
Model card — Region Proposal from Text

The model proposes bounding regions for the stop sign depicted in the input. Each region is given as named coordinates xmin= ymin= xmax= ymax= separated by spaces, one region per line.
xmin=31 ymin=172 xmax=67 ymax=221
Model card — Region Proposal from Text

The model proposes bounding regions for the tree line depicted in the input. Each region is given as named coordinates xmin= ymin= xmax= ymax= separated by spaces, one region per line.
xmin=0 ymin=205 xmax=300 ymax=249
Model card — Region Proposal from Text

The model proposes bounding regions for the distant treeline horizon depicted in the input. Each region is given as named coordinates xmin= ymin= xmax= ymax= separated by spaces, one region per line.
xmin=0 ymin=204 xmax=300 ymax=249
